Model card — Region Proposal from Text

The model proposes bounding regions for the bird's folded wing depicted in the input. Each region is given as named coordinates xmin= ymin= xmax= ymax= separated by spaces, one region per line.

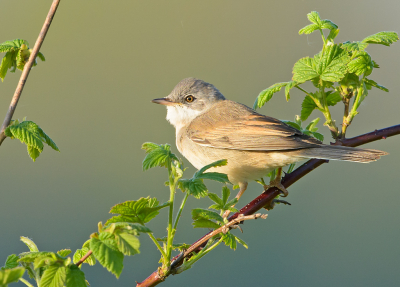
xmin=187 ymin=101 xmax=321 ymax=151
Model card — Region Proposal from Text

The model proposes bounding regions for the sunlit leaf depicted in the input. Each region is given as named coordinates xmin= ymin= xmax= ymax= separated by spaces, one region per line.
xmin=0 ymin=267 xmax=25 ymax=286
xmin=254 ymin=82 xmax=289 ymax=108
xmin=90 ymin=235 xmax=124 ymax=278
xmin=300 ymin=95 xmax=317 ymax=121
xmin=362 ymin=31 xmax=399 ymax=46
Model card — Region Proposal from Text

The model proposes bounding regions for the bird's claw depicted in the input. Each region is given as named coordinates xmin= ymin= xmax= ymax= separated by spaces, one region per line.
xmin=263 ymin=179 xmax=289 ymax=197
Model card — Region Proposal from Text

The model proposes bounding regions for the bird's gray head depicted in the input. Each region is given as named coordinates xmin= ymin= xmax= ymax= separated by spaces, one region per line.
xmin=152 ymin=78 xmax=226 ymax=128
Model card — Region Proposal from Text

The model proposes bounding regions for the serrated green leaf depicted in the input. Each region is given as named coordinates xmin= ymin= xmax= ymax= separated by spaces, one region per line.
xmin=192 ymin=209 xmax=223 ymax=223
xmin=0 ymin=43 xmax=15 ymax=53
xmin=326 ymin=91 xmax=342 ymax=106
xmin=20 ymin=237 xmax=39 ymax=252
xmin=300 ymin=96 xmax=317 ymax=121
xmin=207 ymin=193 xmax=223 ymax=206
xmin=364 ymin=78 xmax=389 ymax=92
xmin=347 ymin=51 xmax=374 ymax=76
xmin=222 ymin=186 xmax=230 ymax=205
xmin=0 ymin=267 xmax=25 ymax=286
xmin=107 ymin=197 xmax=168 ymax=225
xmin=115 ymin=232 xmax=140 ymax=256
xmin=73 ymin=248 xmax=96 ymax=267
xmin=342 ymin=41 xmax=368 ymax=52
xmin=284 ymin=81 xmax=297 ymax=101
xmin=142 ymin=143 xmax=178 ymax=171
xmin=38 ymin=127 xmax=59 ymax=151
xmin=311 ymin=132 xmax=324 ymax=142
xmin=57 ymin=250 xmax=71 ymax=258
xmin=12 ymin=39 xmax=29 ymax=48
xmin=320 ymin=19 xmax=338 ymax=30
xmin=254 ymin=82 xmax=288 ymax=109
xmin=195 ymin=159 xmax=227 ymax=176
xmin=362 ymin=31 xmax=399 ymax=46
xmin=299 ymin=23 xmax=319 ymax=35
xmin=27 ymin=145 xmax=41 ymax=162
xmin=305 ymin=118 xmax=320 ymax=132
xmin=292 ymin=57 xmax=319 ymax=83
xmin=90 ymin=237 xmax=124 ymax=278
xmin=222 ymin=233 xmax=237 ymax=250
xmin=196 ymin=172 xmax=230 ymax=184
xmin=6 ymin=121 xmax=43 ymax=150
xmin=104 ymin=222 xmax=152 ymax=233
xmin=307 ymin=11 xmax=322 ymax=25
xmin=66 ymin=265 xmax=86 ymax=287
xmin=0 ymin=52 xmax=12 ymax=81
xmin=192 ymin=219 xmax=221 ymax=229
xmin=3 ymin=255 xmax=19 ymax=270
xmin=37 ymin=52 xmax=46 ymax=62
xmin=316 ymin=44 xmax=349 ymax=82
xmin=40 ymin=265 xmax=66 ymax=287
xmin=178 ymin=178 xmax=208 ymax=198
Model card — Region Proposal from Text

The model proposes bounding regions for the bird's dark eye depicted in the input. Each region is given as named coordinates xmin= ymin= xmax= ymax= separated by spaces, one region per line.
xmin=185 ymin=95 xmax=195 ymax=103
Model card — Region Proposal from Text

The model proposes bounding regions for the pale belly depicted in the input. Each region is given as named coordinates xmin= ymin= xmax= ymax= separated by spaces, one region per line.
xmin=177 ymin=133 xmax=303 ymax=184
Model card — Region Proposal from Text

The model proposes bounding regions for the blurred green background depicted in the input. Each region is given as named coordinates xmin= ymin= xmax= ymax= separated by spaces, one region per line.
xmin=1 ymin=0 xmax=399 ymax=286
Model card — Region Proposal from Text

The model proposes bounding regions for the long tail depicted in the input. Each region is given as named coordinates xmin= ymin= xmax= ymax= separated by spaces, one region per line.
xmin=298 ymin=145 xmax=388 ymax=163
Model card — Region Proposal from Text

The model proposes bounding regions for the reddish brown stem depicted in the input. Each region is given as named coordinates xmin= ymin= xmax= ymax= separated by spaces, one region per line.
xmin=0 ymin=0 xmax=61 ymax=145
xmin=76 ymin=250 xmax=93 ymax=267
xmin=136 ymin=123 xmax=400 ymax=287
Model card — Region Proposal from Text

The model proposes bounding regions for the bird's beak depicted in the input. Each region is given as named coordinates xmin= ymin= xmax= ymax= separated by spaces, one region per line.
xmin=151 ymin=97 xmax=177 ymax=106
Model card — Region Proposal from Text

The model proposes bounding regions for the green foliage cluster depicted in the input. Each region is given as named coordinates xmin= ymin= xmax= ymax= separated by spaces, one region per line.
xmin=5 ymin=119 xmax=59 ymax=161
xmin=254 ymin=11 xmax=398 ymax=140
xmin=0 ymin=39 xmax=45 ymax=82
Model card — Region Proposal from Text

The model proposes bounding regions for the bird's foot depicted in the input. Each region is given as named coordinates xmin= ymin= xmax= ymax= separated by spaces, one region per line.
xmin=264 ymin=199 xmax=292 ymax=210
xmin=263 ymin=178 xmax=289 ymax=197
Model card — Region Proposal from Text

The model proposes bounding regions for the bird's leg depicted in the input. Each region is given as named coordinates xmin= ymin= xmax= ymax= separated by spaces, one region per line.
xmin=263 ymin=167 xmax=288 ymax=197
xmin=223 ymin=182 xmax=248 ymax=218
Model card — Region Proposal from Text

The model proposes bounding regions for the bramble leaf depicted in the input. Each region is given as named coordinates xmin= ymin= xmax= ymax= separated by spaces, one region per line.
xmin=222 ymin=233 xmax=237 ymax=250
xmin=40 ymin=265 xmax=67 ymax=287
xmin=20 ymin=237 xmax=39 ymax=252
xmin=347 ymin=51 xmax=374 ymax=76
xmin=362 ymin=32 xmax=399 ymax=46
xmin=326 ymin=91 xmax=342 ymax=106
xmin=115 ymin=232 xmax=140 ymax=256
xmin=300 ymin=96 xmax=317 ymax=121
xmin=179 ymin=178 xmax=208 ymax=198
xmin=342 ymin=41 xmax=368 ymax=52
xmin=327 ymin=29 xmax=340 ymax=42
xmin=57 ymin=249 xmax=71 ymax=258
xmin=292 ymin=57 xmax=318 ymax=83
xmin=364 ymin=78 xmax=389 ymax=92
xmin=207 ymin=186 xmax=238 ymax=212
xmin=73 ymin=248 xmax=96 ymax=267
xmin=90 ymin=235 xmax=124 ymax=278
xmin=284 ymin=81 xmax=297 ymax=101
xmin=192 ymin=218 xmax=221 ymax=229
xmin=254 ymin=82 xmax=289 ymax=108
xmin=106 ymin=197 xmax=169 ymax=225
xmin=0 ymin=267 xmax=25 ymax=286
xmin=299 ymin=11 xmax=338 ymax=35
xmin=142 ymin=142 xmax=178 ymax=171
xmin=0 ymin=52 xmax=12 ymax=81
xmin=192 ymin=209 xmax=223 ymax=223
xmin=299 ymin=24 xmax=319 ymax=35
xmin=3 ymin=255 xmax=19 ymax=270
xmin=65 ymin=265 xmax=86 ymax=287
xmin=281 ymin=120 xmax=301 ymax=131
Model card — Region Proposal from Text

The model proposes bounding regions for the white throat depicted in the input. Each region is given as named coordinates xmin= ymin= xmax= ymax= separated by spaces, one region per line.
xmin=166 ymin=105 xmax=203 ymax=130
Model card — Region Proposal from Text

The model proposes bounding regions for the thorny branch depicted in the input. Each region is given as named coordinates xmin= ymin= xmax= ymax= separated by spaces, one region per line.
xmin=136 ymin=123 xmax=400 ymax=287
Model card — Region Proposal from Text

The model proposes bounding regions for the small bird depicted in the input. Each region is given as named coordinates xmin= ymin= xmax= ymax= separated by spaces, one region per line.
xmin=152 ymin=78 xmax=387 ymax=210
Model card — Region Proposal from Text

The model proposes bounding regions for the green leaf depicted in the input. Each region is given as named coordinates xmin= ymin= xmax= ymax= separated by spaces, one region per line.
xmin=0 ymin=267 xmax=25 ymax=286
xmin=0 ymin=52 xmax=12 ymax=81
xmin=284 ymin=81 xmax=297 ymax=101
xmin=90 ymin=236 xmax=124 ymax=278
xmin=347 ymin=51 xmax=374 ymax=76
xmin=299 ymin=24 xmax=319 ymax=35
xmin=207 ymin=193 xmax=224 ymax=206
xmin=73 ymin=248 xmax=96 ymax=267
xmin=292 ymin=57 xmax=319 ymax=83
xmin=3 ymin=255 xmax=19 ymax=269
xmin=192 ymin=218 xmax=221 ymax=229
xmin=315 ymin=44 xmax=349 ymax=82
xmin=142 ymin=143 xmax=178 ymax=171
xmin=107 ymin=197 xmax=169 ymax=225
xmin=311 ymin=132 xmax=324 ymax=142
xmin=307 ymin=11 xmax=322 ymax=25
xmin=18 ymin=252 xmax=56 ymax=264
xmin=305 ymin=118 xmax=320 ymax=132
xmin=326 ymin=91 xmax=342 ymax=106
xmin=327 ymin=29 xmax=340 ymax=42
xmin=37 ymin=52 xmax=46 ymax=62
xmin=171 ymin=243 xmax=191 ymax=252
xmin=38 ymin=127 xmax=59 ymax=151
xmin=364 ymin=78 xmax=389 ymax=92
xmin=254 ymin=82 xmax=288 ymax=109
xmin=57 ymin=250 xmax=71 ymax=258
xmin=20 ymin=237 xmax=39 ymax=252
xmin=195 ymin=172 xmax=230 ymax=184
xmin=320 ymin=20 xmax=338 ymax=30
xmin=40 ymin=265 xmax=66 ymax=287
xmin=342 ymin=41 xmax=368 ymax=52
xmin=222 ymin=186 xmax=230 ymax=205
xmin=235 ymin=236 xmax=248 ymax=249
xmin=362 ymin=31 xmax=399 ymax=46
xmin=195 ymin=159 xmax=227 ymax=176
xmin=192 ymin=209 xmax=223 ymax=223
xmin=104 ymin=222 xmax=151 ymax=234
xmin=115 ymin=232 xmax=140 ymax=256
xmin=178 ymin=178 xmax=208 ymax=198
xmin=222 ymin=233 xmax=237 ymax=250
xmin=281 ymin=120 xmax=301 ymax=131
xmin=0 ymin=41 xmax=16 ymax=53
xmin=300 ymin=96 xmax=317 ymax=121
xmin=65 ymin=265 xmax=86 ymax=287
xmin=27 ymin=146 xmax=41 ymax=162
